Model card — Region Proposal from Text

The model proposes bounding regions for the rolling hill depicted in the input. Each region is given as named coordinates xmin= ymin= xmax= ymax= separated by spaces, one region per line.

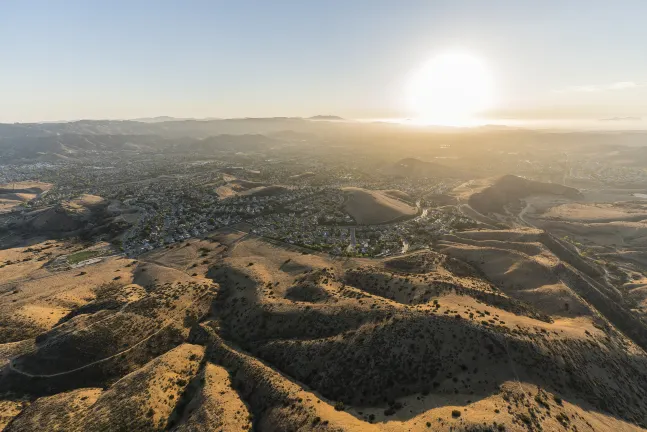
xmin=216 ymin=177 xmax=288 ymax=199
xmin=342 ymin=187 xmax=418 ymax=224
xmin=0 ymin=182 xmax=52 ymax=213
xmin=467 ymin=175 xmax=583 ymax=215
xmin=0 ymin=227 xmax=646 ymax=430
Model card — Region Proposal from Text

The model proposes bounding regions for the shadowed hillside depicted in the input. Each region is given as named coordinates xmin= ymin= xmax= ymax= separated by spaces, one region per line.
xmin=1 ymin=225 xmax=647 ymax=431
xmin=468 ymin=175 xmax=582 ymax=215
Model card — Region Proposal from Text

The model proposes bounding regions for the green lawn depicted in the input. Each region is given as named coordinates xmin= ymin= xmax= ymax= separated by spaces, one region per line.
xmin=67 ymin=250 xmax=102 ymax=264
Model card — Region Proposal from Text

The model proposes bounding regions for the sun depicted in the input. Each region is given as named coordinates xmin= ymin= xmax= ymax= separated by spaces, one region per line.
xmin=406 ymin=52 xmax=495 ymax=126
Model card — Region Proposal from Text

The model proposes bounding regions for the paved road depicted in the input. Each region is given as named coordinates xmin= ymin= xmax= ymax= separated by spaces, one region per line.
xmin=518 ymin=201 xmax=617 ymax=290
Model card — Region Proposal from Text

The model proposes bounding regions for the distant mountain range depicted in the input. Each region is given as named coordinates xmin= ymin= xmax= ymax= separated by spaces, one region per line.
xmin=0 ymin=117 xmax=339 ymax=140
xmin=131 ymin=116 xmax=219 ymax=123
xmin=131 ymin=115 xmax=345 ymax=122
xmin=307 ymin=115 xmax=345 ymax=120
xmin=599 ymin=116 xmax=642 ymax=122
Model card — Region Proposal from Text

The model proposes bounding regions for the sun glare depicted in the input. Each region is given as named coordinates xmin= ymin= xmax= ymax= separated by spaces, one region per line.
xmin=407 ymin=52 xmax=495 ymax=126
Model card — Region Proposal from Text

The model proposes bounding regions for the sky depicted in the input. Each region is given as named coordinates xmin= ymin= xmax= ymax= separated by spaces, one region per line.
xmin=2 ymin=0 xmax=647 ymax=124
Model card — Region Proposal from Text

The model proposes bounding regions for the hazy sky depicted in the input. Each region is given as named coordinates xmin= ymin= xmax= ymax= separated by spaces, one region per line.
xmin=2 ymin=0 xmax=647 ymax=122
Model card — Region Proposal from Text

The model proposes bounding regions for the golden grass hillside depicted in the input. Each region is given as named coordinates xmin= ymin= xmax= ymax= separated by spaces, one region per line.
xmin=1 ymin=228 xmax=647 ymax=431
xmin=216 ymin=177 xmax=288 ymax=199
xmin=342 ymin=187 xmax=418 ymax=225
xmin=0 ymin=181 xmax=52 ymax=213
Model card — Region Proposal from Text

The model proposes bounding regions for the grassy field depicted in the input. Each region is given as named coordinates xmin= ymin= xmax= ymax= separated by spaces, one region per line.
xmin=67 ymin=250 xmax=102 ymax=264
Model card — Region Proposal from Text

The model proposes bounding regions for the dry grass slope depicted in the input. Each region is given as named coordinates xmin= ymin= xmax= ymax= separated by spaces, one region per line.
xmin=342 ymin=187 xmax=417 ymax=225
xmin=2 ymin=229 xmax=647 ymax=431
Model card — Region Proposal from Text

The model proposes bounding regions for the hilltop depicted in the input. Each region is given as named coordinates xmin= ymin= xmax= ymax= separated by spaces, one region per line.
xmin=342 ymin=187 xmax=418 ymax=224
xmin=0 ymin=194 xmax=134 ymax=246
xmin=467 ymin=175 xmax=582 ymax=215
xmin=0 ymin=182 xmax=52 ymax=214
xmin=216 ymin=176 xmax=288 ymax=199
